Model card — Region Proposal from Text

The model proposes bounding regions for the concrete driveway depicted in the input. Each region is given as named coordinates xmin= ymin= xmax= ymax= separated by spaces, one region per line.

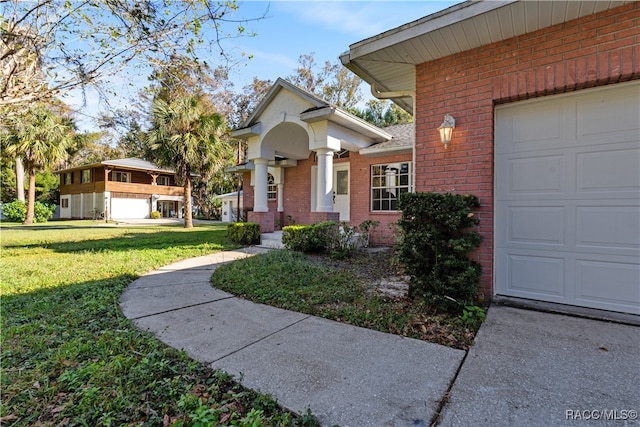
xmin=438 ymin=305 xmax=640 ymax=427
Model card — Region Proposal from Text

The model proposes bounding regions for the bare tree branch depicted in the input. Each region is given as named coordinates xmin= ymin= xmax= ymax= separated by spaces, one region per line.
xmin=0 ymin=0 xmax=266 ymax=109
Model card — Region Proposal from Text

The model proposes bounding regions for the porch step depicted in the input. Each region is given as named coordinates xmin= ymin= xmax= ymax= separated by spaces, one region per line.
xmin=258 ymin=231 xmax=285 ymax=249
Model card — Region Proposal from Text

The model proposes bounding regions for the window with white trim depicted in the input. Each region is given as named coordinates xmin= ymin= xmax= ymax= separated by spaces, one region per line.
xmin=113 ymin=171 xmax=131 ymax=183
xmin=371 ymin=162 xmax=412 ymax=211
xmin=267 ymin=173 xmax=277 ymax=200
xmin=157 ymin=175 xmax=171 ymax=186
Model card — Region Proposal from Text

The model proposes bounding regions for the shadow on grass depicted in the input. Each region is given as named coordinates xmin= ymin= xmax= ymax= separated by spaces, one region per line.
xmin=2 ymin=227 xmax=237 ymax=254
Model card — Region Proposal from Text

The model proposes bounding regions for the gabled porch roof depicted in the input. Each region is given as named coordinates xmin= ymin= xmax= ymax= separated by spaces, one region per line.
xmin=231 ymin=78 xmax=392 ymax=146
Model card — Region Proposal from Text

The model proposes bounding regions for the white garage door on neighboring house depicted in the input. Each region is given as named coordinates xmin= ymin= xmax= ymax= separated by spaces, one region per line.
xmin=495 ymin=82 xmax=640 ymax=315
xmin=111 ymin=197 xmax=150 ymax=219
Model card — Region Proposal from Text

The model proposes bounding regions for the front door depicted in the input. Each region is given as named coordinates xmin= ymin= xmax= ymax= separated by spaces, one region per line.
xmin=333 ymin=163 xmax=350 ymax=221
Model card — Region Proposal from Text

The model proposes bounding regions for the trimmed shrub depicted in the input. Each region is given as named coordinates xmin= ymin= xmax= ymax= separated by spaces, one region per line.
xmin=2 ymin=200 xmax=26 ymax=222
xmin=227 ymin=222 xmax=261 ymax=245
xmin=149 ymin=211 xmax=161 ymax=219
xmin=282 ymin=221 xmax=336 ymax=253
xmin=33 ymin=202 xmax=55 ymax=223
xmin=397 ymin=192 xmax=482 ymax=312
xmin=2 ymin=200 xmax=55 ymax=223
xmin=281 ymin=225 xmax=311 ymax=252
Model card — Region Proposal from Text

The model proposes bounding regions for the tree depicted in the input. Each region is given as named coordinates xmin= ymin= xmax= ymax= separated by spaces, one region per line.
xmin=1 ymin=0 xmax=264 ymax=110
xmin=286 ymin=53 xmax=362 ymax=109
xmin=352 ymin=99 xmax=413 ymax=128
xmin=3 ymin=104 xmax=75 ymax=224
xmin=321 ymin=62 xmax=362 ymax=110
xmin=228 ymin=76 xmax=272 ymax=128
xmin=64 ymin=130 xmax=121 ymax=167
xmin=146 ymin=95 xmax=231 ymax=228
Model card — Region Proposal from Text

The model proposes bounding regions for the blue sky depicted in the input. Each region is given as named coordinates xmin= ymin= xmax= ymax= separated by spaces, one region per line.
xmin=226 ymin=1 xmax=458 ymax=87
xmin=68 ymin=1 xmax=458 ymax=131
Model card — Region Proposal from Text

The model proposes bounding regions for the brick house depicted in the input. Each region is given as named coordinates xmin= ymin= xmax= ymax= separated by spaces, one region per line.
xmin=339 ymin=1 xmax=639 ymax=315
xmin=234 ymin=1 xmax=638 ymax=316
xmin=228 ymin=78 xmax=414 ymax=245
xmin=57 ymin=158 xmax=184 ymax=220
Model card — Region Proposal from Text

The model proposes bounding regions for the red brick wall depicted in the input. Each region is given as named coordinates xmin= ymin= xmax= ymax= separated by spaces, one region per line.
xmin=415 ymin=3 xmax=640 ymax=295
xmin=348 ymin=152 xmax=412 ymax=245
xmin=282 ymin=154 xmax=314 ymax=225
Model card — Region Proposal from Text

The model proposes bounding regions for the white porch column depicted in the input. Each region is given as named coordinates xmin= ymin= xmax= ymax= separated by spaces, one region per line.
xmin=277 ymin=183 xmax=284 ymax=212
xmin=315 ymin=148 xmax=334 ymax=212
xmin=253 ymin=158 xmax=269 ymax=212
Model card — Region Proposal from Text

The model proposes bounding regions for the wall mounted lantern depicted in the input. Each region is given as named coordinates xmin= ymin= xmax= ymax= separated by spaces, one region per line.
xmin=438 ymin=114 xmax=455 ymax=149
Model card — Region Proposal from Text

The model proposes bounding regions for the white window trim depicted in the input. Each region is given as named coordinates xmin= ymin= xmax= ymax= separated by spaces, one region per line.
xmin=371 ymin=161 xmax=413 ymax=212
xmin=267 ymin=173 xmax=277 ymax=200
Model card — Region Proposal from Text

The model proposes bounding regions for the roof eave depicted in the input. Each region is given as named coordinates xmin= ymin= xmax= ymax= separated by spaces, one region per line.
xmin=231 ymin=123 xmax=261 ymax=139
xmin=359 ymin=145 xmax=413 ymax=158
xmin=300 ymin=106 xmax=392 ymax=142
xmin=341 ymin=1 xmax=630 ymax=115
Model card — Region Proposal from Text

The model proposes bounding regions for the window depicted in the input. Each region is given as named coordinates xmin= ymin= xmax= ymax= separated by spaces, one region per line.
xmin=157 ymin=176 xmax=171 ymax=186
xmin=371 ymin=162 xmax=412 ymax=211
xmin=336 ymin=170 xmax=348 ymax=195
xmin=113 ymin=171 xmax=131 ymax=183
xmin=81 ymin=169 xmax=91 ymax=183
xmin=267 ymin=173 xmax=277 ymax=200
xmin=61 ymin=198 xmax=69 ymax=208
xmin=64 ymin=172 xmax=73 ymax=185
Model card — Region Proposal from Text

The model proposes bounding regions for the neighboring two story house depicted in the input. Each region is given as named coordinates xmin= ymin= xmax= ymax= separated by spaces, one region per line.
xmin=57 ymin=158 xmax=184 ymax=220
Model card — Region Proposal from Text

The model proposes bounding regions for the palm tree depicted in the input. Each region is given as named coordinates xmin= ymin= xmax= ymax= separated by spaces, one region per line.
xmin=147 ymin=95 xmax=230 ymax=228
xmin=3 ymin=105 xmax=74 ymax=224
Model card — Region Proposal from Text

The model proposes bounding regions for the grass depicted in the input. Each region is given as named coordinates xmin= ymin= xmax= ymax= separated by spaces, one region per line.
xmin=0 ymin=222 xmax=319 ymax=426
xmin=211 ymin=249 xmax=482 ymax=350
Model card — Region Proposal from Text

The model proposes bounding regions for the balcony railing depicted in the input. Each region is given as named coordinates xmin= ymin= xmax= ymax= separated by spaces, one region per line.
xmin=107 ymin=181 xmax=183 ymax=196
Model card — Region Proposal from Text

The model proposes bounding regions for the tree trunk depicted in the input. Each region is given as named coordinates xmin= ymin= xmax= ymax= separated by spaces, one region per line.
xmin=16 ymin=157 xmax=25 ymax=202
xmin=184 ymin=174 xmax=193 ymax=228
xmin=24 ymin=165 xmax=36 ymax=225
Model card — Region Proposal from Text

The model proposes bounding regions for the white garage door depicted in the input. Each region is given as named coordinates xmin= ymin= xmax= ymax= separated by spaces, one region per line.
xmin=111 ymin=198 xmax=150 ymax=219
xmin=495 ymin=82 xmax=640 ymax=315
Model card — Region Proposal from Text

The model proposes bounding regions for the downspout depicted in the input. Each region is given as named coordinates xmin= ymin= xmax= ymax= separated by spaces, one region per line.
xmin=370 ymin=84 xmax=417 ymax=191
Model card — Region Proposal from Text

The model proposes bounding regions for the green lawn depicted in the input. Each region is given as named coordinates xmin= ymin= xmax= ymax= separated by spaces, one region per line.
xmin=211 ymin=250 xmax=481 ymax=350
xmin=0 ymin=222 xmax=317 ymax=426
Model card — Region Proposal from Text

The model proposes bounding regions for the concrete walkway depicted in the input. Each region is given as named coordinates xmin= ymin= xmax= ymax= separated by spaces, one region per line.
xmin=119 ymin=249 xmax=464 ymax=427
xmin=119 ymin=249 xmax=640 ymax=427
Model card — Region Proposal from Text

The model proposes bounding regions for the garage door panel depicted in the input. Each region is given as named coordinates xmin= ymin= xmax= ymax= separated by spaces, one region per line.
xmin=508 ymin=206 xmax=565 ymax=246
xmin=576 ymin=147 xmax=640 ymax=193
xmin=498 ymin=250 xmax=565 ymax=298
xmin=495 ymin=82 xmax=640 ymax=315
xmin=507 ymin=155 xmax=564 ymax=194
xmin=577 ymin=85 xmax=640 ymax=144
xmin=496 ymin=101 xmax=576 ymax=153
xmin=577 ymin=206 xmax=640 ymax=251
xmin=576 ymin=259 xmax=640 ymax=315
